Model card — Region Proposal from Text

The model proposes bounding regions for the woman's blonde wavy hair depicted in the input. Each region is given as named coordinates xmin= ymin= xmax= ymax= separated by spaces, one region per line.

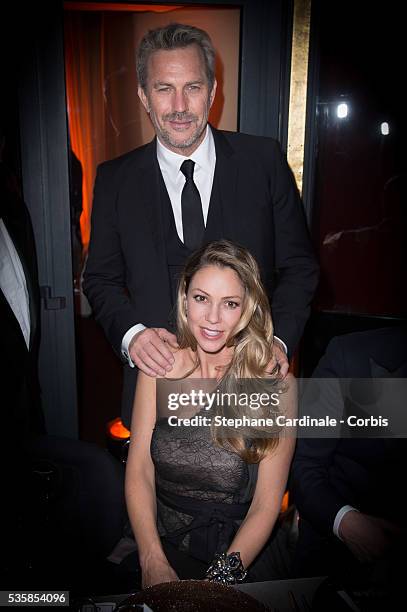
xmin=176 ymin=239 xmax=281 ymax=462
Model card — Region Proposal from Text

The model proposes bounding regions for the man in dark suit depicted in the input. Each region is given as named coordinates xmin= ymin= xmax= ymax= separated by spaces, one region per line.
xmin=0 ymin=132 xmax=46 ymax=581
xmin=290 ymin=326 xmax=407 ymax=586
xmin=83 ymin=23 xmax=319 ymax=428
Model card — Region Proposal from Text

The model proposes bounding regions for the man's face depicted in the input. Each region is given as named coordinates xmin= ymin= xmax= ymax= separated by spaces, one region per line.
xmin=138 ymin=45 xmax=217 ymax=156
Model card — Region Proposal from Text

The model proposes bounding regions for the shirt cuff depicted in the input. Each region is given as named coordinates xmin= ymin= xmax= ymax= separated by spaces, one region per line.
xmin=274 ymin=335 xmax=288 ymax=355
xmin=121 ymin=324 xmax=146 ymax=368
xmin=333 ymin=505 xmax=359 ymax=540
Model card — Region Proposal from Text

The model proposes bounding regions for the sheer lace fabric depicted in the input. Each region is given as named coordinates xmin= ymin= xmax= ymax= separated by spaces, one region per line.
xmin=151 ymin=415 xmax=258 ymax=552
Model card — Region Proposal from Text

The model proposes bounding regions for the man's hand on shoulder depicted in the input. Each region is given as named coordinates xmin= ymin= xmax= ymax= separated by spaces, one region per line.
xmin=129 ymin=327 xmax=179 ymax=377
xmin=267 ymin=338 xmax=289 ymax=377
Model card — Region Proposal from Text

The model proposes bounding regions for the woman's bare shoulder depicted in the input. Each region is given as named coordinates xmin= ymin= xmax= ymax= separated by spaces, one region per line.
xmin=158 ymin=346 xmax=196 ymax=380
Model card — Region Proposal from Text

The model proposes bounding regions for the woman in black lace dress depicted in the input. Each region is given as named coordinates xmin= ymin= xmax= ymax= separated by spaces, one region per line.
xmin=125 ymin=240 xmax=296 ymax=588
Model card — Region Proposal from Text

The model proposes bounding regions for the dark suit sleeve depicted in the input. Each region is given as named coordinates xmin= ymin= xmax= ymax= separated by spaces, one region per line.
xmin=290 ymin=439 xmax=350 ymax=536
xmin=83 ymin=163 xmax=138 ymax=357
xmin=289 ymin=336 xmax=348 ymax=536
xmin=268 ymin=141 xmax=319 ymax=355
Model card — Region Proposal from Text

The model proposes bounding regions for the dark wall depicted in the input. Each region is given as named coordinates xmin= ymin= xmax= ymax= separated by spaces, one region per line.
xmin=300 ymin=0 xmax=406 ymax=375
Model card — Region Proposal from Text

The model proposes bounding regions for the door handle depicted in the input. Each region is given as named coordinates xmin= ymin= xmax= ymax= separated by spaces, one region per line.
xmin=40 ymin=286 xmax=66 ymax=310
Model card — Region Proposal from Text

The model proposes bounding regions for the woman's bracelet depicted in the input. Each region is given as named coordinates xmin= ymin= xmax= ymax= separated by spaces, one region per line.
xmin=205 ymin=551 xmax=247 ymax=585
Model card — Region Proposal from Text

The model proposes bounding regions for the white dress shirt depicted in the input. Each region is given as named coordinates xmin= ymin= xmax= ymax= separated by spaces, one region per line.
xmin=333 ymin=504 xmax=359 ymax=540
xmin=0 ymin=218 xmax=31 ymax=348
xmin=156 ymin=125 xmax=216 ymax=241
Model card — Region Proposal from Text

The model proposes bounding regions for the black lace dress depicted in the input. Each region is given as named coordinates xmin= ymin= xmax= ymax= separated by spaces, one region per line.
xmin=151 ymin=413 xmax=258 ymax=571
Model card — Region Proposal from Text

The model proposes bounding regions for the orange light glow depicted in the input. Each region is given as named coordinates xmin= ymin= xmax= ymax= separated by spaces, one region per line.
xmin=107 ymin=417 xmax=131 ymax=440
xmin=64 ymin=23 xmax=95 ymax=250
xmin=280 ymin=490 xmax=290 ymax=513
xmin=64 ymin=2 xmax=182 ymax=13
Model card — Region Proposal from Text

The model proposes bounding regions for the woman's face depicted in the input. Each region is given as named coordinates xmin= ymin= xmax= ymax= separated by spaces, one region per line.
xmin=185 ymin=265 xmax=245 ymax=353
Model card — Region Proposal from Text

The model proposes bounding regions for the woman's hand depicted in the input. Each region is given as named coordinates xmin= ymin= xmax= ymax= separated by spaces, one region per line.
xmin=141 ymin=557 xmax=180 ymax=588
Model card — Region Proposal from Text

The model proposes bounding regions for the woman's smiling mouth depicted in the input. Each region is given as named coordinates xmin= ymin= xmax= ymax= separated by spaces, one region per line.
xmin=200 ymin=327 xmax=224 ymax=340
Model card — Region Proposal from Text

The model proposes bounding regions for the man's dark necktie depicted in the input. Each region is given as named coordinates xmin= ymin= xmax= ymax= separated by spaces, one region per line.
xmin=180 ymin=159 xmax=205 ymax=250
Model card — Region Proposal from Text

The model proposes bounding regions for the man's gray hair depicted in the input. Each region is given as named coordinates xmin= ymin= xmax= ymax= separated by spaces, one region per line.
xmin=136 ymin=23 xmax=216 ymax=91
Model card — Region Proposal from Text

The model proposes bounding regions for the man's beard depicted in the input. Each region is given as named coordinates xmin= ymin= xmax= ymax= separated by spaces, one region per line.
xmin=151 ymin=109 xmax=209 ymax=151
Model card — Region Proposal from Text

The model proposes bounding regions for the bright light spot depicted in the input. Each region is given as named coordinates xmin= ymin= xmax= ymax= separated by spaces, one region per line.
xmin=337 ymin=103 xmax=348 ymax=119
xmin=381 ymin=122 xmax=389 ymax=135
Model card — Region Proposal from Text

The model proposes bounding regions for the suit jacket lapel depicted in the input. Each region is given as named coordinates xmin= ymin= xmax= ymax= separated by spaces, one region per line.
xmin=210 ymin=127 xmax=238 ymax=237
xmin=133 ymin=138 xmax=165 ymax=252
xmin=124 ymin=138 xmax=172 ymax=310
xmin=209 ymin=127 xmax=270 ymax=273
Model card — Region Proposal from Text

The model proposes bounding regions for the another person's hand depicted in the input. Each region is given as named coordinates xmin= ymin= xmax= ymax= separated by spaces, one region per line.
xmin=141 ymin=557 xmax=179 ymax=588
xmin=338 ymin=510 xmax=401 ymax=564
xmin=267 ymin=339 xmax=289 ymax=377
xmin=129 ymin=327 xmax=178 ymax=377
